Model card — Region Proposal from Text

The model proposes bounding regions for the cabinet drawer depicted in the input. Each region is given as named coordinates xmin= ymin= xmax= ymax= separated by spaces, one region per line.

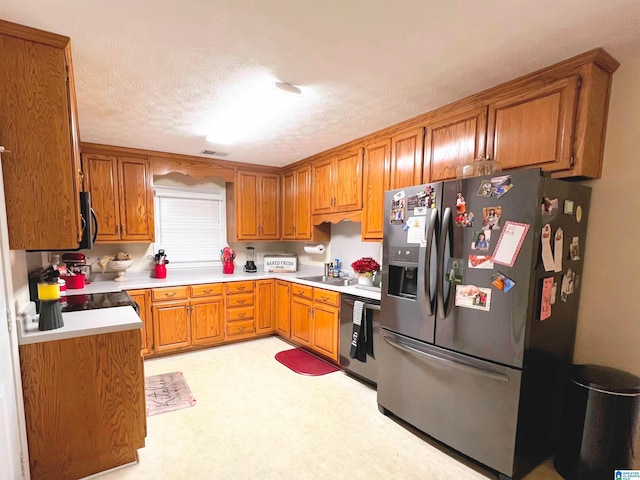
xmin=226 ymin=292 xmax=254 ymax=307
xmin=226 ymin=319 xmax=255 ymax=337
xmin=227 ymin=306 xmax=255 ymax=321
xmin=313 ymin=288 xmax=340 ymax=306
xmin=225 ymin=281 xmax=254 ymax=294
xmin=151 ymin=286 xmax=189 ymax=302
xmin=291 ymin=283 xmax=313 ymax=300
xmin=191 ymin=283 xmax=223 ymax=297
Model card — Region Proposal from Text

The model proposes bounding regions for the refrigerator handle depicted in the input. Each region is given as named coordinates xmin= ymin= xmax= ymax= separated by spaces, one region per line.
xmin=423 ymin=208 xmax=438 ymax=316
xmin=437 ymin=206 xmax=454 ymax=318
xmin=382 ymin=333 xmax=509 ymax=383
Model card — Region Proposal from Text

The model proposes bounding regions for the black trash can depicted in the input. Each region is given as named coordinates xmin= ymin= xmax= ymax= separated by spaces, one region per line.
xmin=554 ymin=364 xmax=640 ymax=479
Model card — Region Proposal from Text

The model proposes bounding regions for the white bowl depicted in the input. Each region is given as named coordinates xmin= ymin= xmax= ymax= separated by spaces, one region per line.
xmin=108 ymin=259 xmax=134 ymax=281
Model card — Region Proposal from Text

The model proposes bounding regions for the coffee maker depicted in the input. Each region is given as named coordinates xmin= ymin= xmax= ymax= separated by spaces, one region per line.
xmin=244 ymin=247 xmax=257 ymax=273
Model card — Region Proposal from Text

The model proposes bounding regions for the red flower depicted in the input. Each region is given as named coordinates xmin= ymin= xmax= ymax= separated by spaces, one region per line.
xmin=351 ymin=257 xmax=381 ymax=274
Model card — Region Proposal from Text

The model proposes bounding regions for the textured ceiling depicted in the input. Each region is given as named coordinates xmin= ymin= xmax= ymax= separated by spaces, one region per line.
xmin=3 ymin=0 xmax=640 ymax=167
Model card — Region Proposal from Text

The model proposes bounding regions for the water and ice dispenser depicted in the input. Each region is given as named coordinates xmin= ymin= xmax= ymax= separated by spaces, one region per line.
xmin=386 ymin=246 xmax=419 ymax=299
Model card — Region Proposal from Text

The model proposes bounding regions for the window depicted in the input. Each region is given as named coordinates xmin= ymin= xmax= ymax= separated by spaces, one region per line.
xmin=154 ymin=186 xmax=226 ymax=268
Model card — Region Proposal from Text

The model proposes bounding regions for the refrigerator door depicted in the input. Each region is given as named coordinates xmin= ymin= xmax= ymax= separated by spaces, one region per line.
xmin=378 ymin=328 xmax=522 ymax=477
xmin=435 ymin=168 xmax=544 ymax=368
xmin=381 ymin=183 xmax=441 ymax=343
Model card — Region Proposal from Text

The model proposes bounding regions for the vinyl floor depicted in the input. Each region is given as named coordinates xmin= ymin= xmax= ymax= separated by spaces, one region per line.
xmin=97 ymin=336 xmax=562 ymax=480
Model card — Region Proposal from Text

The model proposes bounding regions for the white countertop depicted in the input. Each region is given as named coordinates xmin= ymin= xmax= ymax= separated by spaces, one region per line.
xmin=19 ymin=265 xmax=380 ymax=346
xmin=18 ymin=304 xmax=142 ymax=346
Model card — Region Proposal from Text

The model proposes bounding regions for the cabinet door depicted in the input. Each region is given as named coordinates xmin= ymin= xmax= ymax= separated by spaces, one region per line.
xmin=236 ymin=170 xmax=259 ymax=239
xmin=82 ymin=154 xmax=121 ymax=242
xmin=274 ymin=280 xmax=291 ymax=338
xmin=118 ymin=157 xmax=154 ymax=241
xmin=127 ymin=289 xmax=153 ymax=356
xmin=334 ymin=149 xmax=363 ymax=212
xmin=259 ymin=173 xmax=280 ymax=239
xmin=362 ymin=139 xmax=391 ymax=241
xmin=294 ymin=165 xmax=312 ymax=239
xmin=291 ymin=296 xmax=312 ymax=347
xmin=152 ymin=301 xmax=191 ymax=353
xmin=426 ymin=107 xmax=488 ymax=182
xmin=191 ymin=297 xmax=224 ymax=346
xmin=390 ymin=127 xmax=424 ymax=189
xmin=487 ymin=76 xmax=579 ymax=173
xmin=311 ymin=156 xmax=335 ymax=214
xmin=0 ymin=29 xmax=82 ymax=250
xmin=282 ymin=170 xmax=296 ymax=239
xmin=256 ymin=279 xmax=275 ymax=334
xmin=312 ymin=302 xmax=340 ymax=362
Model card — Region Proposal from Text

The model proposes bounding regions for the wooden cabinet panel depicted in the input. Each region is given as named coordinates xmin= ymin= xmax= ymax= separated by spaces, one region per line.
xmin=152 ymin=301 xmax=191 ymax=352
xmin=235 ymin=170 xmax=280 ymax=240
xmin=275 ymin=280 xmax=291 ymax=338
xmin=282 ymin=170 xmax=296 ymax=238
xmin=226 ymin=292 xmax=254 ymax=308
xmin=312 ymin=302 xmax=340 ymax=362
xmin=334 ymin=149 xmax=363 ymax=212
xmin=294 ymin=166 xmax=313 ymax=238
xmin=118 ymin=157 xmax=154 ymax=241
xmin=487 ymin=76 xmax=579 ymax=173
xmin=291 ymin=296 xmax=312 ymax=347
xmin=82 ymin=153 xmax=154 ymax=242
xmin=191 ymin=297 xmax=224 ymax=346
xmin=226 ymin=305 xmax=254 ymax=322
xmin=151 ymin=286 xmax=189 ymax=302
xmin=313 ymin=288 xmax=340 ymax=307
xmin=226 ymin=319 xmax=256 ymax=338
xmin=311 ymin=156 xmax=335 ymax=214
xmin=426 ymin=107 xmax=488 ymax=182
xmin=390 ymin=127 xmax=424 ymax=189
xmin=362 ymin=138 xmax=391 ymax=241
xmin=127 ymin=289 xmax=153 ymax=357
xmin=291 ymin=283 xmax=313 ymax=300
xmin=226 ymin=281 xmax=254 ymax=294
xmin=0 ymin=23 xmax=82 ymax=250
xmin=191 ymin=283 xmax=223 ymax=297
xmin=19 ymin=329 xmax=145 ymax=479
xmin=256 ymin=279 xmax=274 ymax=334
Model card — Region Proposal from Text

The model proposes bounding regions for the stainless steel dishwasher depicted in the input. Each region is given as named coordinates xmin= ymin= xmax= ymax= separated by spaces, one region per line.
xmin=339 ymin=293 xmax=381 ymax=386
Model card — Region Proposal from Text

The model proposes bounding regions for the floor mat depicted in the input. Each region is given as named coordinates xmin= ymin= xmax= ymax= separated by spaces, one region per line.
xmin=145 ymin=371 xmax=197 ymax=416
xmin=275 ymin=348 xmax=340 ymax=376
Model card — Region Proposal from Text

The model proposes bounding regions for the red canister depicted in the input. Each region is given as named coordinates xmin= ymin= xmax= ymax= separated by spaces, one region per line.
xmin=154 ymin=264 xmax=167 ymax=279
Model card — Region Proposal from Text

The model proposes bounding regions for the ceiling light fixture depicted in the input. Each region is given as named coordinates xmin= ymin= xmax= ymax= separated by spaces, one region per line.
xmin=273 ymin=81 xmax=302 ymax=96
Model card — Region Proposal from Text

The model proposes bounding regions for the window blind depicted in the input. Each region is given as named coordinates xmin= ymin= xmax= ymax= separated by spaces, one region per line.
xmin=154 ymin=186 xmax=226 ymax=267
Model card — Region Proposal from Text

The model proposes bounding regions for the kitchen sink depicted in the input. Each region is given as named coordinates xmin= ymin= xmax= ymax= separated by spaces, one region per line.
xmin=298 ymin=275 xmax=357 ymax=287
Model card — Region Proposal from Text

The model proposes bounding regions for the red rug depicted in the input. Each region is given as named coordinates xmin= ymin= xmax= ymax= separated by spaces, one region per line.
xmin=275 ymin=348 xmax=340 ymax=376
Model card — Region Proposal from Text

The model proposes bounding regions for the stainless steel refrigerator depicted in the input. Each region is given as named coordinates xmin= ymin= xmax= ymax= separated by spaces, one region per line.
xmin=378 ymin=168 xmax=590 ymax=480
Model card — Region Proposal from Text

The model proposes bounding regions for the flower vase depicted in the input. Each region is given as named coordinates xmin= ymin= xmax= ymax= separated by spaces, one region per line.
xmin=357 ymin=274 xmax=374 ymax=286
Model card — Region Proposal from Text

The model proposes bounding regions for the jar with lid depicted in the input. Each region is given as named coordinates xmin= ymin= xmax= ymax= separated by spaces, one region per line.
xmin=457 ymin=155 xmax=502 ymax=178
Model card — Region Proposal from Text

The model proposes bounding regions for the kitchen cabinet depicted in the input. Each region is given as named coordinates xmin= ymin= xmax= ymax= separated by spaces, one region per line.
xmin=311 ymin=288 xmax=340 ymax=362
xmin=390 ymin=127 xmax=424 ymax=189
xmin=19 ymin=329 xmax=145 ymax=479
xmin=127 ymin=289 xmax=154 ymax=357
xmin=361 ymin=138 xmax=391 ymax=241
xmin=151 ymin=286 xmax=191 ymax=353
xmin=312 ymin=148 xmax=363 ymax=215
xmin=0 ymin=20 xmax=83 ymax=250
xmin=282 ymin=165 xmax=330 ymax=241
xmin=235 ymin=170 xmax=280 ymax=240
xmin=82 ymin=153 xmax=154 ymax=242
xmin=290 ymin=284 xmax=340 ymax=362
xmin=486 ymin=76 xmax=579 ymax=174
xmin=256 ymin=279 xmax=275 ymax=334
xmin=225 ymin=281 xmax=256 ymax=340
xmin=274 ymin=280 xmax=292 ymax=338
xmin=426 ymin=107 xmax=488 ymax=182
xmin=190 ymin=283 xmax=225 ymax=347
xmin=291 ymin=283 xmax=313 ymax=346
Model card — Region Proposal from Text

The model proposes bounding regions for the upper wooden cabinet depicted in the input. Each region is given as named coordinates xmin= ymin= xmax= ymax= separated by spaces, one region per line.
xmin=361 ymin=138 xmax=391 ymax=241
xmin=235 ymin=170 xmax=280 ymax=240
xmin=283 ymin=165 xmax=330 ymax=242
xmin=390 ymin=127 xmax=424 ymax=189
xmin=312 ymin=148 xmax=363 ymax=214
xmin=0 ymin=20 xmax=83 ymax=250
xmin=486 ymin=76 xmax=578 ymax=174
xmin=82 ymin=154 xmax=154 ymax=242
xmin=426 ymin=107 xmax=488 ymax=182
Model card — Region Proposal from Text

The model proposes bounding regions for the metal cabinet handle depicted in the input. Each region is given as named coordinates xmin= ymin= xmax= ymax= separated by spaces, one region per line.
xmin=164 ymin=292 xmax=176 ymax=297
xmin=238 ymin=313 xmax=246 ymax=318
xmin=238 ymin=299 xmax=246 ymax=304
xmin=203 ymin=289 xmax=212 ymax=294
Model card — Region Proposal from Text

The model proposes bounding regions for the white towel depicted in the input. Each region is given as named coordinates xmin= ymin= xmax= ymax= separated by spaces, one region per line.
xmin=350 ymin=301 xmax=366 ymax=361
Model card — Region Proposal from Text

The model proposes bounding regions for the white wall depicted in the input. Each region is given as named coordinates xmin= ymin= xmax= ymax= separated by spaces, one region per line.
xmin=573 ymin=53 xmax=640 ymax=376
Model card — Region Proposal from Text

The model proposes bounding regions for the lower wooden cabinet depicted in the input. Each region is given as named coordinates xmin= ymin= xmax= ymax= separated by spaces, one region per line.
xmin=190 ymin=296 xmax=225 ymax=346
xmin=128 ymin=289 xmax=153 ymax=356
xmin=19 ymin=329 xmax=146 ymax=479
xmin=275 ymin=280 xmax=292 ymax=337
xmin=225 ymin=280 xmax=256 ymax=340
xmin=152 ymin=300 xmax=191 ymax=353
xmin=256 ymin=279 xmax=275 ymax=334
